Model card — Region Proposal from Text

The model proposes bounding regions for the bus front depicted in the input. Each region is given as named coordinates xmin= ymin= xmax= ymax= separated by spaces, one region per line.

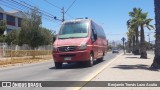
xmin=52 ymin=20 xmax=91 ymax=68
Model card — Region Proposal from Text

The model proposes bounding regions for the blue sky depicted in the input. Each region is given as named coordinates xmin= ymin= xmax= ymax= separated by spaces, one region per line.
xmin=1 ymin=0 xmax=155 ymax=42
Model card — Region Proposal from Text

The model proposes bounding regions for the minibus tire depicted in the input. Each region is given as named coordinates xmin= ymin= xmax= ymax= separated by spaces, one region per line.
xmin=99 ymin=57 xmax=104 ymax=62
xmin=99 ymin=52 xmax=105 ymax=62
xmin=86 ymin=54 xmax=94 ymax=67
xmin=55 ymin=62 xmax=62 ymax=69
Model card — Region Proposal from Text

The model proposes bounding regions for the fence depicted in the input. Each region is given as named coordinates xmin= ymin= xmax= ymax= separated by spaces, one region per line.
xmin=0 ymin=43 xmax=3 ymax=58
xmin=0 ymin=43 xmax=53 ymax=60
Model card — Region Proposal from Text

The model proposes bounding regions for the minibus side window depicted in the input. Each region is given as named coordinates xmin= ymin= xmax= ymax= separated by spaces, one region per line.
xmin=91 ymin=29 xmax=95 ymax=42
xmin=91 ymin=26 xmax=97 ymax=42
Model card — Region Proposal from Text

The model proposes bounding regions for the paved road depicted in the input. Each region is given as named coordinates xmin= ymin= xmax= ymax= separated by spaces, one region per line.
xmin=0 ymin=52 xmax=121 ymax=90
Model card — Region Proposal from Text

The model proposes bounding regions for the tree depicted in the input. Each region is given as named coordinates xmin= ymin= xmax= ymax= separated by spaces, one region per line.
xmin=0 ymin=20 xmax=6 ymax=42
xmin=39 ymin=27 xmax=53 ymax=45
xmin=128 ymin=8 xmax=154 ymax=59
xmin=117 ymin=44 xmax=123 ymax=50
xmin=126 ymin=29 xmax=135 ymax=53
xmin=18 ymin=7 xmax=54 ymax=50
xmin=5 ymin=30 xmax=19 ymax=45
xmin=127 ymin=19 xmax=137 ymax=54
xmin=128 ymin=8 xmax=141 ymax=55
xmin=108 ymin=45 xmax=112 ymax=51
xmin=138 ymin=12 xmax=154 ymax=59
xmin=27 ymin=29 xmax=44 ymax=49
xmin=151 ymin=0 xmax=160 ymax=69
xmin=18 ymin=29 xmax=28 ymax=46
xmin=0 ymin=20 xmax=6 ymax=36
xmin=18 ymin=15 xmax=31 ymax=46
xmin=19 ymin=7 xmax=42 ymax=49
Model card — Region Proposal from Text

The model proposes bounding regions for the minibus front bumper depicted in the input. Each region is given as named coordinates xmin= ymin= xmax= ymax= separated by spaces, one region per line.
xmin=53 ymin=50 xmax=90 ymax=62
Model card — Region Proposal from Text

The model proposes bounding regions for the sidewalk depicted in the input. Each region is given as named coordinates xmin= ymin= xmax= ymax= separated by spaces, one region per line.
xmin=81 ymin=53 xmax=160 ymax=90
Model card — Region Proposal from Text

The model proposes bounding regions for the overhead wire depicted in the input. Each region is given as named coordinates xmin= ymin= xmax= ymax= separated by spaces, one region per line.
xmin=19 ymin=0 xmax=59 ymax=23
xmin=43 ymin=0 xmax=61 ymax=10
xmin=65 ymin=0 xmax=77 ymax=14
xmin=2 ymin=0 xmax=57 ymax=22
xmin=19 ymin=0 xmax=56 ymax=18
xmin=0 ymin=0 xmax=78 ymax=28
xmin=43 ymin=0 xmax=76 ymax=20
xmin=1 ymin=0 xmax=28 ymax=12
xmin=0 ymin=2 xmax=20 ymax=12
xmin=0 ymin=0 xmax=62 ymax=34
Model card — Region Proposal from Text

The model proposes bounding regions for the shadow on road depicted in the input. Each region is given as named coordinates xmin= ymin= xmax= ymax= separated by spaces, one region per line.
xmin=125 ymin=57 xmax=151 ymax=59
xmin=125 ymin=57 xmax=139 ymax=59
xmin=124 ymin=53 xmax=134 ymax=55
xmin=112 ymin=64 xmax=159 ymax=71
xmin=49 ymin=60 xmax=104 ymax=69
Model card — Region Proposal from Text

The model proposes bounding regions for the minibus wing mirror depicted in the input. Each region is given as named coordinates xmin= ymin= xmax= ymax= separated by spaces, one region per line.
xmin=53 ymin=36 xmax=56 ymax=43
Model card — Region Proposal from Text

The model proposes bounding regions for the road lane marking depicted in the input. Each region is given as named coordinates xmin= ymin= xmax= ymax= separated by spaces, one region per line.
xmin=72 ymin=53 xmax=123 ymax=90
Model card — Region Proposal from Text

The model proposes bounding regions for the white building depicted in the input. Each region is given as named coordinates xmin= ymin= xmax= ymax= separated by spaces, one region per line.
xmin=0 ymin=7 xmax=24 ymax=34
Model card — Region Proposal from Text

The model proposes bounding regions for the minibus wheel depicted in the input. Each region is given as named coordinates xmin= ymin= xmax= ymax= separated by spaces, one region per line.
xmin=55 ymin=62 xmax=62 ymax=69
xmin=98 ymin=57 xmax=103 ymax=62
xmin=99 ymin=52 xmax=105 ymax=62
xmin=86 ymin=54 xmax=94 ymax=67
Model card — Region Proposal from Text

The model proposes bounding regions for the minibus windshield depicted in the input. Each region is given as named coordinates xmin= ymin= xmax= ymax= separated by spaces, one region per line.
xmin=58 ymin=22 xmax=89 ymax=39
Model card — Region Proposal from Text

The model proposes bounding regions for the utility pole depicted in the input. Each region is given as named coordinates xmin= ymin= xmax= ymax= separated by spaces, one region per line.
xmin=54 ymin=7 xmax=65 ymax=22
xmin=62 ymin=7 xmax=65 ymax=22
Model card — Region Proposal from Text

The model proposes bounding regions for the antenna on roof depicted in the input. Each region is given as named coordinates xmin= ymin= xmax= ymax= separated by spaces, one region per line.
xmin=75 ymin=18 xmax=83 ymax=19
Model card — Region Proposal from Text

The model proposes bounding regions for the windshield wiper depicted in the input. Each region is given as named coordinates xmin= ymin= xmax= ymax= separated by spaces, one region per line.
xmin=59 ymin=37 xmax=82 ymax=39
xmin=58 ymin=37 xmax=69 ymax=39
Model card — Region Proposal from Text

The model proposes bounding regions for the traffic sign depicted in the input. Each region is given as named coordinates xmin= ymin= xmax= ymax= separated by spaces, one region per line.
xmin=121 ymin=37 xmax=126 ymax=54
xmin=121 ymin=37 xmax=126 ymax=41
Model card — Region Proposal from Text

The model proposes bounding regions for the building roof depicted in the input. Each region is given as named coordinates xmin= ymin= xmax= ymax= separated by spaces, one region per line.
xmin=8 ymin=10 xmax=20 ymax=14
xmin=0 ymin=7 xmax=25 ymax=18
xmin=8 ymin=10 xmax=25 ymax=18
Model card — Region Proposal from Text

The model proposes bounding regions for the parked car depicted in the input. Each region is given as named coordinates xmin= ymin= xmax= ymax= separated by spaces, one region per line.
xmin=112 ymin=48 xmax=119 ymax=53
xmin=52 ymin=18 xmax=108 ymax=68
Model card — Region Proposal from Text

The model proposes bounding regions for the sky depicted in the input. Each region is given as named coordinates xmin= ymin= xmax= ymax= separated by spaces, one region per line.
xmin=0 ymin=0 xmax=155 ymax=42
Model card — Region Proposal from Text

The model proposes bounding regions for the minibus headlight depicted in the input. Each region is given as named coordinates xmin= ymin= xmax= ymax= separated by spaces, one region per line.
xmin=79 ymin=43 xmax=87 ymax=50
xmin=52 ymin=46 xmax=58 ymax=51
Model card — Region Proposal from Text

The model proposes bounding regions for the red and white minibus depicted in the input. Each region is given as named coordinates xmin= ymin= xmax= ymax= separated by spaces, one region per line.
xmin=52 ymin=19 xmax=108 ymax=68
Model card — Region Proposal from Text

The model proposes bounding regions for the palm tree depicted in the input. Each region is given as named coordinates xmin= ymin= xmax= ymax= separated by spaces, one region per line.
xmin=127 ymin=20 xmax=136 ymax=54
xmin=138 ymin=13 xmax=154 ymax=59
xmin=151 ymin=0 xmax=160 ymax=69
xmin=128 ymin=8 xmax=154 ymax=58
xmin=128 ymin=8 xmax=141 ymax=55
xmin=126 ymin=29 xmax=135 ymax=53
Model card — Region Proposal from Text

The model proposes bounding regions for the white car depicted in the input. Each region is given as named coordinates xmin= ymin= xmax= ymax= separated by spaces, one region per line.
xmin=112 ymin=48 xmax=119 ymax=53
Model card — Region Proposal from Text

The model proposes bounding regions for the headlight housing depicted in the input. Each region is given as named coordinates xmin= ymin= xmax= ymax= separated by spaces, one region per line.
xmin=79 ymin=43 xmax=87 ymax=50
xmin=52 ymin=46 xmax=58 ymax=51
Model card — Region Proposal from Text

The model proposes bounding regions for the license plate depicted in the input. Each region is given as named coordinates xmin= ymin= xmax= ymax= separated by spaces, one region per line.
xmin=64 ymin=57 xmax=71 ymax=60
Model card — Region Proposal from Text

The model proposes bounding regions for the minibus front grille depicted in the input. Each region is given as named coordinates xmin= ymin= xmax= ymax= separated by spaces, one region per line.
xmin=60 ymin=54 xmax=76 ymax=57
xmin=58 ymin=46 xmax=76 ymax=52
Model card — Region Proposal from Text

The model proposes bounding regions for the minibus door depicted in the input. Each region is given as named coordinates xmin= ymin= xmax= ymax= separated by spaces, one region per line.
xmin=91 ymin=28 xmax=98 ymax=59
